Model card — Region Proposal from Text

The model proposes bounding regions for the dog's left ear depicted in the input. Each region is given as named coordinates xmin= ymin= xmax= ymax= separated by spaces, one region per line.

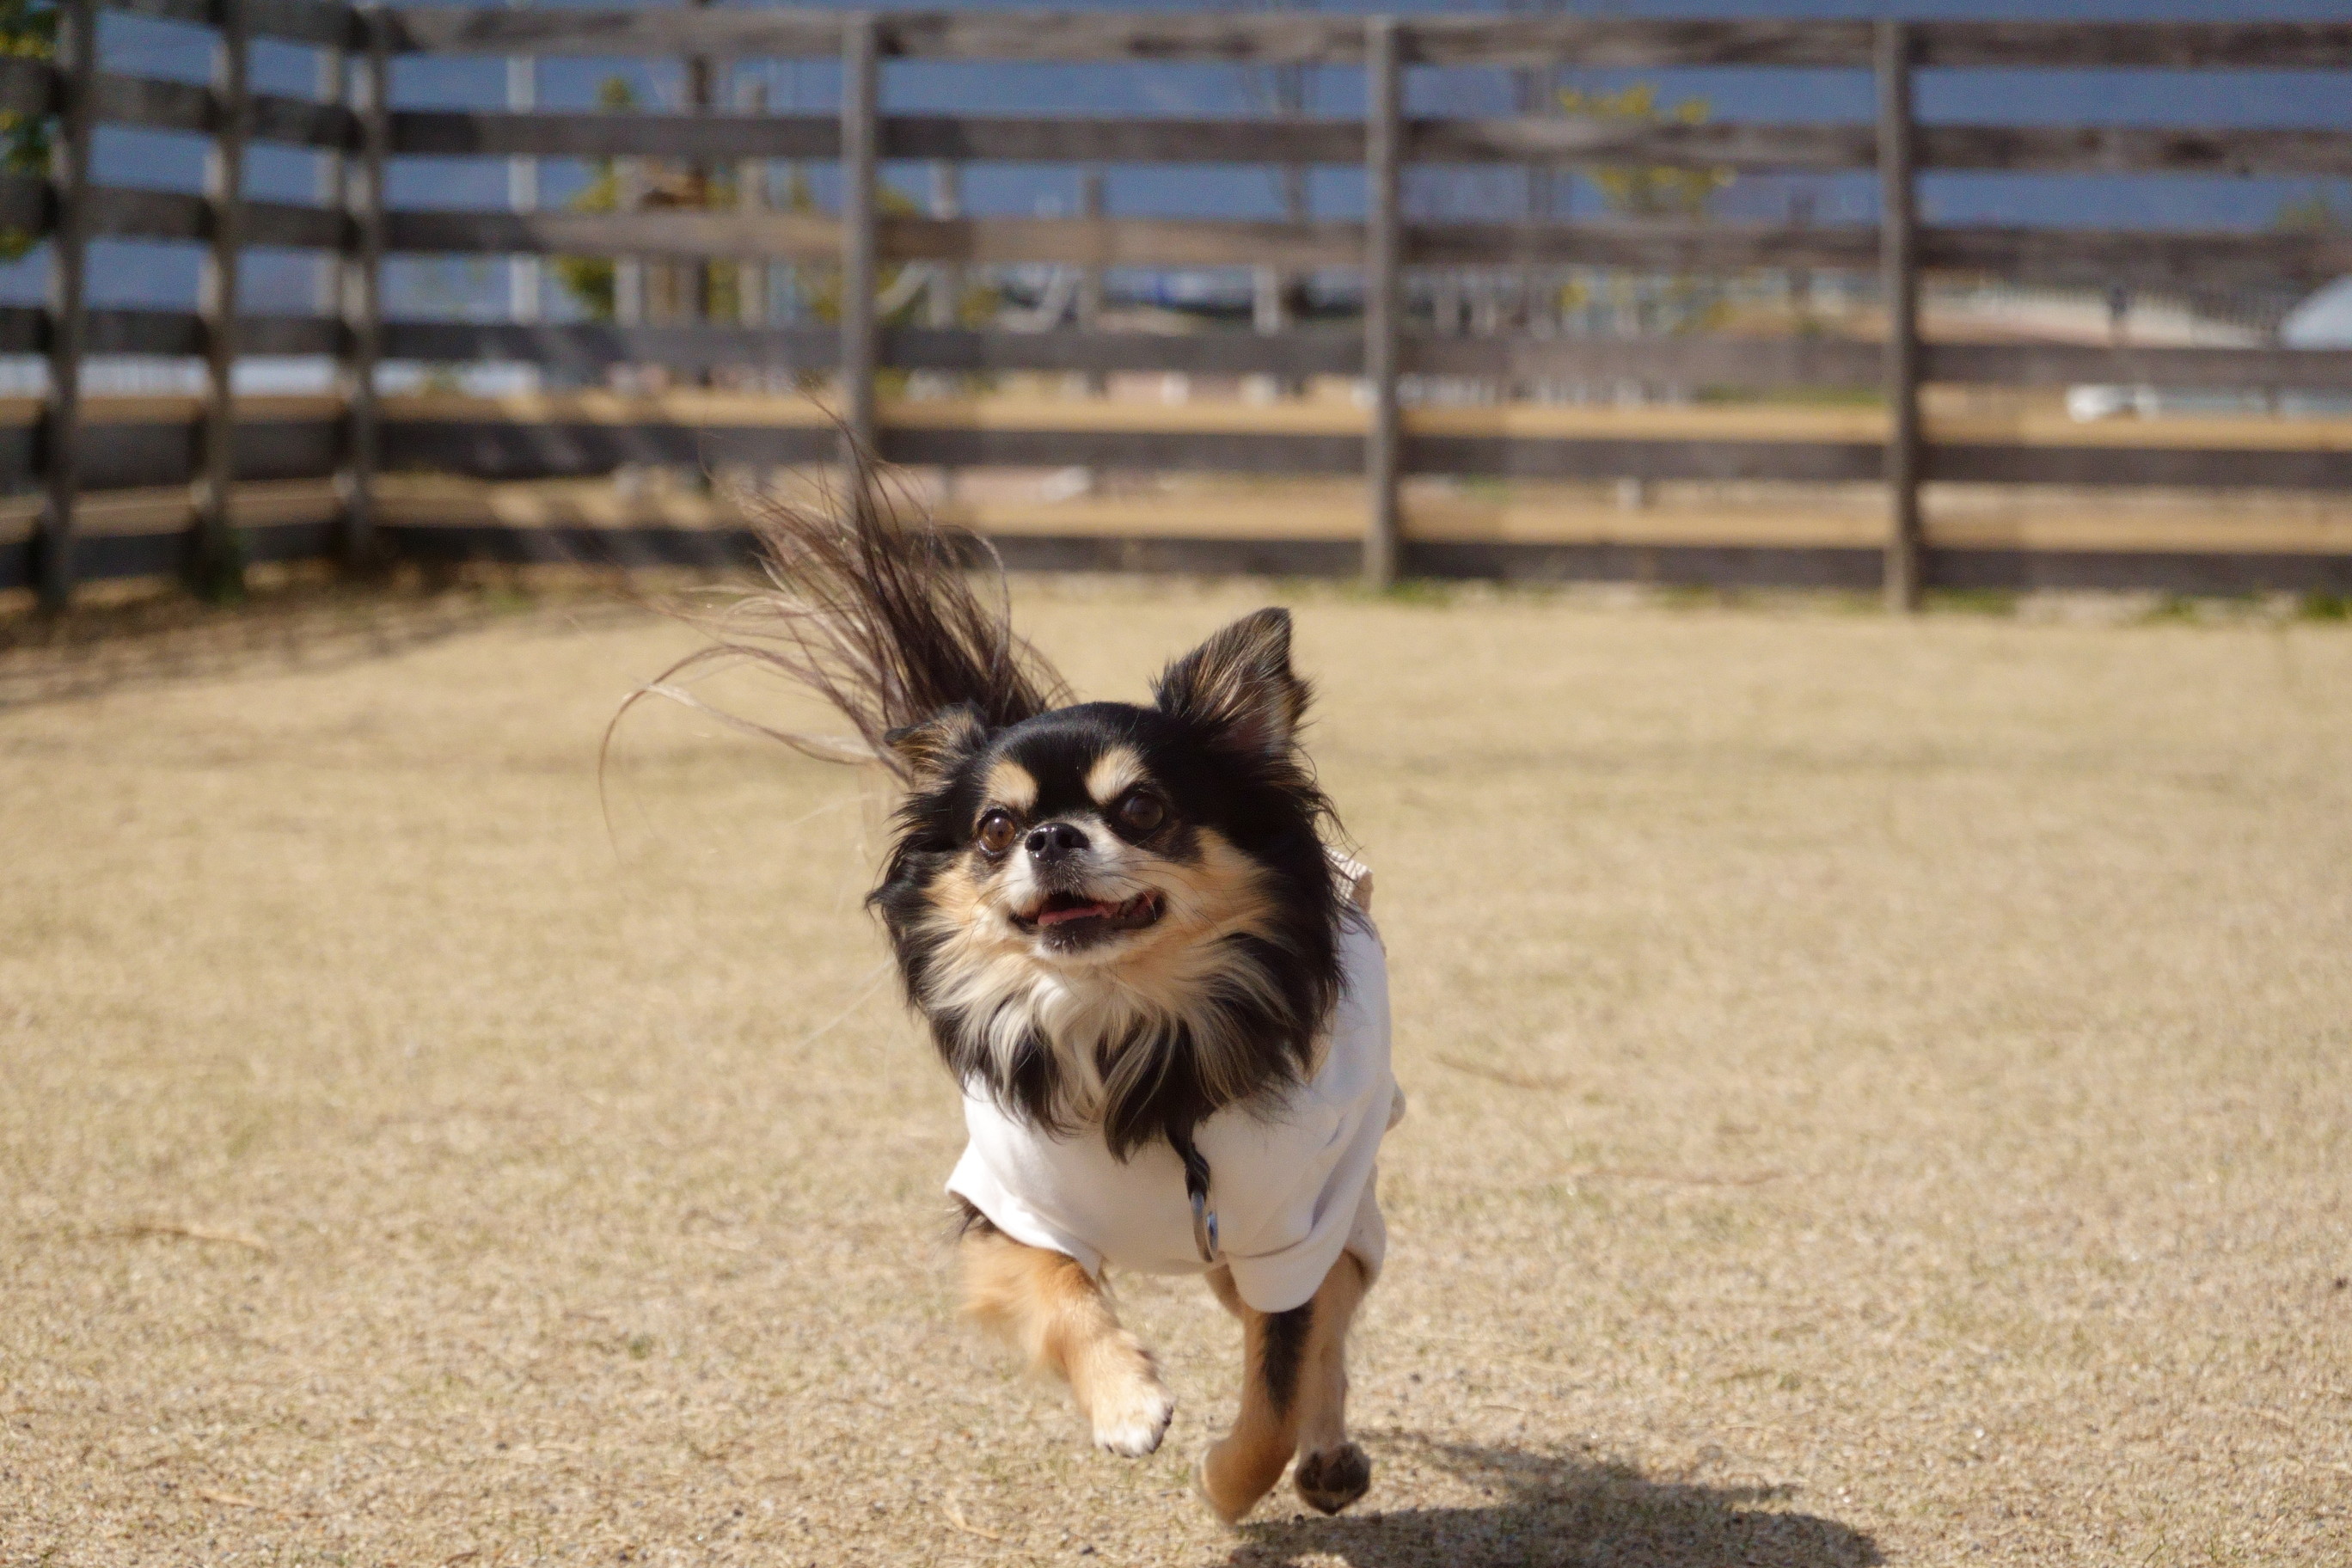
xmin=884 ymin=703 xmax=987 ymax=787
xmin=1153 ymin=607 xmax=1309 ymax=760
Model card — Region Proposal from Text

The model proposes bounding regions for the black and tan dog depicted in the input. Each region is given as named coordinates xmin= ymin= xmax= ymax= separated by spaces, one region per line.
xmin=639 ymin=490 xmax=1400 ymax=1522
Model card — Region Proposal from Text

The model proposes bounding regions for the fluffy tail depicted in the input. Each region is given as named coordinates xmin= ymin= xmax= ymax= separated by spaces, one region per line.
xmin=615 ymin=475 xmax=1069 ymax=784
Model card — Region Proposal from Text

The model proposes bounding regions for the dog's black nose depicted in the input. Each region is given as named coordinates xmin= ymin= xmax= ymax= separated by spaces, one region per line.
xmin=1025 ymin=821 xmax=1087 ymax=861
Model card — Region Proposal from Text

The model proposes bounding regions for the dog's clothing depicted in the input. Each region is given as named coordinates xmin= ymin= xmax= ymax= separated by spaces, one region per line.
xmin=947 ymin=866 xmax=1400 ymax=1315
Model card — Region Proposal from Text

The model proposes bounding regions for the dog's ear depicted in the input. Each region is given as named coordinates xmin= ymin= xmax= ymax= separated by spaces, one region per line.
xmin=884 ymin=703 xmax=987 ymax=786
xmin=1152 ymin=607 xmax=1308 ymax=760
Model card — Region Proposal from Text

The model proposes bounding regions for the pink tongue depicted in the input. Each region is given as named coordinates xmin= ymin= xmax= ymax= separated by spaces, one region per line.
xmin=1038 ymin=900 xmax=1116 ymax=927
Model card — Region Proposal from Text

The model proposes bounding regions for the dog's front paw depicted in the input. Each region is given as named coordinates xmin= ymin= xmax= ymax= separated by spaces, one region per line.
xmin=1293 ymin=1442 xmax=1372 ymax=1515
xmin=1086 ymin=1366 xmax=1174 ymax=1457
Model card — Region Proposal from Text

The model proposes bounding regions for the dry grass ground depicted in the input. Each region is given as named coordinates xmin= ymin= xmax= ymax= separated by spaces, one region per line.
xmin=3 ymin=579 xmax=2349 ymax=1568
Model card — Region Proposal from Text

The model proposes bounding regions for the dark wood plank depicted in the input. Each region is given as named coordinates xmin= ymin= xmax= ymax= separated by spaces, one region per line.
xmin=0 ymin=170 xmax=48 ymax=231
xmin=1928 ymin=444 xmax=2352 ymax=491
xmin=103 ymin=0 xmax=358 ymax=48
xmin=1922 ymin=548 xmax=2352 ymax=596
xmin=378 ymin=9 xmax=2352 ymax=69
xmin=378 ymin=106 xmax=2352 ymax=177
xmin=378 ymin=521 xmax=753 ymax=571
xmin=0 ymin=52 xmax=50 ymax=118
xmin=381 ymin=7 xmax=1882 ymax=64
xmin=1405 ymin=334 xmax=1883 ymax=388
xmin=381 ymin=420 xmax=836 ymax=478
xmin=1918 ymin=21 xmax=2352 ymax=70
xmin=1925 ymin=342 xmax=2352 ymax=392
xmin=1409 ymin=539 xmax=1883 ymax=590
xmin=92 ymin=72 xmax=352 ymax=149
xmin=1926 ymin=224 xmax=2352 ymax=286
xmin=1924 ymin=125 xmax=2352 ymax=178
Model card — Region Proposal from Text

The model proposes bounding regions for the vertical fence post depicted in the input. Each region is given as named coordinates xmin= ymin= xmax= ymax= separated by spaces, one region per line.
xmin=1876 ymin=19 xmax=1921 ymax=613
xmin=505 ymin=4 xmax=539 ymax=335
xmin=1362 ymin=15 xmax=1402 ymax=591
xmin=1076 ymin=167 xmax=1104 ymax=395
xmin=194 ymin=0 xmax=251 ymax=597
xmin=37 ymin=0 xmax=98 ymax=612
xmin=738 ymin=77 xmax=768 ymax=338
xmin=339 ymin=4 xmax=388 ymax=566
xmin=838 ymin=11 xmax=879 ymax=472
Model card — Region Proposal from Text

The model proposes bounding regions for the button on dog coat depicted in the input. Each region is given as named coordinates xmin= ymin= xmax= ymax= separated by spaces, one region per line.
xmin=948 ymin=912 xmax=1400 ymax=1315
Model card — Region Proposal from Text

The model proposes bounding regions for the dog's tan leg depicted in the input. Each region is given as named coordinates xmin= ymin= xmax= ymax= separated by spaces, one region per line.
xmin=1289 ymin=1252 xmax=1372 ymax=1515
xmin=1196 ymin=1295 xmax=1307 ymax=1523
xmin=1196 ymin=1253 xmax=1372 ymax=1523
xmin=959 ymin=1222 xmax=1173 ymax=1456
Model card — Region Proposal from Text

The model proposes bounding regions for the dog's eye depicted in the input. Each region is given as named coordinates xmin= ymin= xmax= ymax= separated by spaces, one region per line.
xmin=975 ymin=809 xmax=1019 ymax=854
xmin=1114 ymin=789 xmax=1167 ymax=836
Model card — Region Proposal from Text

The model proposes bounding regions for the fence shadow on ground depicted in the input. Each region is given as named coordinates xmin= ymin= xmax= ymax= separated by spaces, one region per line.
xmin=0 ymin=574 xmax=647 ymax=710
xmin=1228 ymin=1432 xmax=1879 ymax=1568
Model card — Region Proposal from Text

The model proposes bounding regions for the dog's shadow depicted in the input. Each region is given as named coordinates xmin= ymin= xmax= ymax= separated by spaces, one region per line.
xmin=1226 ymin=1431 xmax=1879 ymax=1568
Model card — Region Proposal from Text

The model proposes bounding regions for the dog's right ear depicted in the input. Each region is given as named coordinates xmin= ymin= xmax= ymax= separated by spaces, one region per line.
xmin=884 ymin=703 xmax=987 ymax=787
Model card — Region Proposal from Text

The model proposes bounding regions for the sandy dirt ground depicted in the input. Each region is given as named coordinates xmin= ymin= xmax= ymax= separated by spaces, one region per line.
xmin=3 ymin=579 xmax=2348 ymax=1567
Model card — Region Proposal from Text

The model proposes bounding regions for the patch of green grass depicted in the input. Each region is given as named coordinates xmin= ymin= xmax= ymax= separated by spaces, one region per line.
xmin=1929 ymin=588 xmax=2018 ymax=617
xmin=2297 ymin=591 xmax=2349 ymax=622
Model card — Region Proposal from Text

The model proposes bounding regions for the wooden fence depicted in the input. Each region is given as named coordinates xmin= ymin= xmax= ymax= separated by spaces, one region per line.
xmin=7 ymin=1 xmax=2352 ymax=610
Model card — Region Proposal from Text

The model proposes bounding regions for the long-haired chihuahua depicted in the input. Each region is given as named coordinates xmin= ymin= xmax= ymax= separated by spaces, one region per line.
xmin=634 ymin=486 xmax=1400 ymax=1522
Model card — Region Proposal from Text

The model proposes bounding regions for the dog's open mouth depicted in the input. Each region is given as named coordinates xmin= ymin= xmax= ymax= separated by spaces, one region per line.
xmin=1014 ymin=890 xmax=1165 ymax=946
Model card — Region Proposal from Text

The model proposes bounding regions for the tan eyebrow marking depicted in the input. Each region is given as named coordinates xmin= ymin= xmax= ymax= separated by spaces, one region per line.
xmin=983 ymin=757 xmax=1038 ymax=813
xmin=1085 ymin=744 xmax=1149 ymax=806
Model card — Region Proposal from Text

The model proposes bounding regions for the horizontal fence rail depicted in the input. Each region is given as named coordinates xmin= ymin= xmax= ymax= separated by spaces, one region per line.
xmin=8 ymin=2 xmax=2352 ymax=611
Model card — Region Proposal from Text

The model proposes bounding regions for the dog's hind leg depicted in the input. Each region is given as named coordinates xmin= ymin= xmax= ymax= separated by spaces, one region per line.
xmin=1288 ymin=1251 xmax=1372 ymax=1515
xmin=1196 ymin=1253 xmax=1370 ymax=1522
xmin=958 ymin=1220 xmax=1173 ymax=1457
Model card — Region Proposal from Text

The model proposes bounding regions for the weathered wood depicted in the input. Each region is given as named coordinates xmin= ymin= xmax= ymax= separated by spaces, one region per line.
xmin=839 ymin=11 xmax=879 ymax=465
xmin=25 ymin=520 xmax=2345 ymax=601
xmin=1922 ymin=126 xmax=2352 ymax=179
xmin=0 ymin=52 xmax=50 ymax=118
xmin=381 ymin=419 xmax=835 ymax=477
xmin=377 ymin=9 xmax=2352 ymax=69
xmin=1406 ymin=219 xmax=1878 ymax=273
xmin=1363 ymin=15 xmax=1400 ymax=591
xmin=383 ymin=320 xmax=833 ymax=369
xmin=1927 ymin=444 xmax=2352 ymax=491
xmin=371 ymin=202 xmax=2352 ymax=288
xmin=74 ymin=182 xmax=347 ymax=249
xmin=1878 ymin=20 xmax=1921 ymax=613
xmin=1 ymin=519 xmax=348 ymax=592
xmin=0 ymin=408 xmax=344 ymax=495
xmin=342 ymin=9 xmax=389 ymax=562
xmin=1923 ymin=341 xmax=2352 ymax=392
xmin=392 ymin=107 xmax=836 ymax=159
xmin=37 ymin=0 xmax=99 ymax=610
xmin=92 ymin=70 xmax=355 ymax=148
xmin=352 ymin=319 xmax=2352 ymax=394
xmin=193 ymin=0 xmax=253 ymax=597
xmin=1407 ymin=334 xmax=1884 ymax=387
xmin=1917 ymin=21 xmax=2352 ymax=70
xmin=368 ymin=104 xmax=2352 ymax=177
xmin=1926 ymin=225 xmax=2352 ymax=288
xmin=0 ymin=303 xmax=340 ymax=355
xmin=103 ymin=0 xmax=358 ymax=48
xmin=378 ymin=7 xmax=1883 ymax=64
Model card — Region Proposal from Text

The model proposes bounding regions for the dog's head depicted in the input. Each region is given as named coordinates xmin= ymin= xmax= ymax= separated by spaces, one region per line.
xmin=870 ymin=608 xmax=1345 ymax=1157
